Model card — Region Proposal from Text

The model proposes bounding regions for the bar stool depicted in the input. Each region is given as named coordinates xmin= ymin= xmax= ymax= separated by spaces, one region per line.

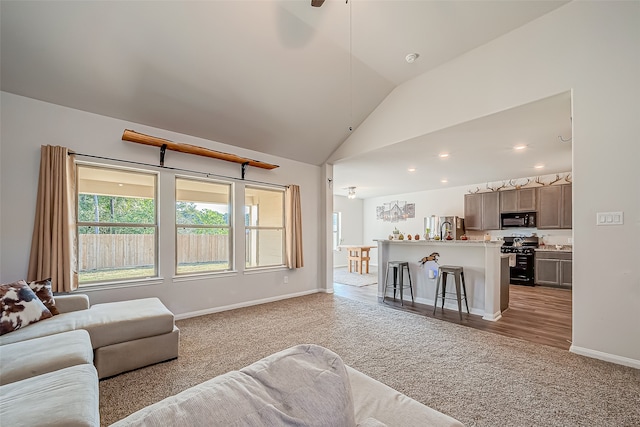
xmin=382 ymin=261 xmax=413 ymax=306
xmin=433 ymin=265 xmax=469 ymax=320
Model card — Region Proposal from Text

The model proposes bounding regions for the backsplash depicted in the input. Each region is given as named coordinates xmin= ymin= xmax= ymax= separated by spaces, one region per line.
xmin=466 ymin=228 xmax=572 ymax=245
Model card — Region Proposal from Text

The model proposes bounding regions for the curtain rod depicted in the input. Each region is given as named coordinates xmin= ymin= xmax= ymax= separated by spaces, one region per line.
xmin=69 ymin=152 xmax=288 ymax=189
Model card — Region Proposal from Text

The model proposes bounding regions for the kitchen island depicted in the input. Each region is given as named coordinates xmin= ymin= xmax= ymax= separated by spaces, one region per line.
xmin=375 ymin=239 xmax=506 ymax=321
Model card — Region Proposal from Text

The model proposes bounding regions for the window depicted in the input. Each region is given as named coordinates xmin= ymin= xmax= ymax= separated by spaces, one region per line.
xmin=244 ymin=186 xmax=285 ymax=268
xmin=332 ymin=212 xmax=342 ymax=250
xmin=76 ymin=164 xmax=157 ymax=285
xmin=176 ymin=177 xmax=232 ymax=275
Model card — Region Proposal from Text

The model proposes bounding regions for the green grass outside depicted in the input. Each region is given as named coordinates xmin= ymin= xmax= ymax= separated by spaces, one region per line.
xmin=176 ymin=262 xmax=229 ymax=275
xmin=79 ymin=262 xmax=229 ymax=284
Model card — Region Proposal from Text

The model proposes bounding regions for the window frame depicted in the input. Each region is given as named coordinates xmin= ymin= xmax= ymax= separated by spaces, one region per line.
xmin=332 ymin=211 xmax=342 ymax=251
xmin=244 ymin=184 xmax=286 ymax=270
xmin=175 ymin=175 xmax=234 ymax=276
xmin=75 ymin=162 xmax=159 ymax=287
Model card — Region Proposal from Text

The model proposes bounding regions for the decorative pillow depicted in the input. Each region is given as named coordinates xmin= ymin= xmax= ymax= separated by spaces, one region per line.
xmin=28 ymin=278 xmax=60 ymax=315
xmin=0 ymin=280 xmax=53 ymax=335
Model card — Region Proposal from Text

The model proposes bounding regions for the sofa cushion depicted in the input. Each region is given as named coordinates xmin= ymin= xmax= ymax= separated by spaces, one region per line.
xmin=28 ymin=278 xmax=60 ymax=315
xmin=94 ymin=326 xmax=179 ymax=379
xmin=347 ymin=366 xmax=464 ymax=427
xmin=0 ymin=329 xmax=93 ymax=385
xmin=358 ymin=418 xmax=389 ymax=427
xmin=111 ymin=344 xmax=356 ymax=427
xmin=0 ymin=297 xmax=174 ymax=347
xmin=0 ymin=364 xmax=99 ymax=427
xmin=0 ymin=280 xmax=52 ymax=335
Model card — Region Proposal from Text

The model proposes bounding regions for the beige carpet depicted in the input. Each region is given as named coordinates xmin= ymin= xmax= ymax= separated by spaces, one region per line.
xmin=333 ymin=266 xmax=378 ymax=286
xmin=99 ymin=293 xmax=640 ymax=427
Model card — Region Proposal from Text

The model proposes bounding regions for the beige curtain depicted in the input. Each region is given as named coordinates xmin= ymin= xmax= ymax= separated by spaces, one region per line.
xmin=285 ymin=184 xmax=304 ymax=269
xmin=28 ymin=145 xmax=78 ymax=292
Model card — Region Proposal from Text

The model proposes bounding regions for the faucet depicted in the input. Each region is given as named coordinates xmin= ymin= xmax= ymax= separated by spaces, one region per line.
xmin=440 ymin=221 xmax=452 ymax=240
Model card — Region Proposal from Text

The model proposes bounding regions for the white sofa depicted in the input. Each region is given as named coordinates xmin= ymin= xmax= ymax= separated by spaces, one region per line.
xmin=1 ymin=337 xmax=462 ymax=426
xmin=112 ymin=344 xmax=464 ymax=427
xmin=0 ymin=294 xmax=179 ymax=379
xmin=0 ymin=329 xmax=100 ymax=427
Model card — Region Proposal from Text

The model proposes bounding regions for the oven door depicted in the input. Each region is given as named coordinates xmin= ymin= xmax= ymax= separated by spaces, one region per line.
xmin=510 ymin=254 xmax=535 ymax=285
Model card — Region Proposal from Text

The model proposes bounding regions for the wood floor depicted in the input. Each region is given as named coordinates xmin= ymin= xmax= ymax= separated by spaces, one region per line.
xmin=333 ymin=281 xmax=572 ymax=350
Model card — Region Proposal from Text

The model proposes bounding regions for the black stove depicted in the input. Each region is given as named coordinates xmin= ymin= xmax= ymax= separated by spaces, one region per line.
xmin=501 ymin=236 xmax=539 ymax=286
xmin=500 ymin=246 xmax=535 ymax=254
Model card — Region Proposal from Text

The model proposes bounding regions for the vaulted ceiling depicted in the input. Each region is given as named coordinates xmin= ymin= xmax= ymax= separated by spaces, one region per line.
xmin=1 ymin=1 xmax=571 ymax=197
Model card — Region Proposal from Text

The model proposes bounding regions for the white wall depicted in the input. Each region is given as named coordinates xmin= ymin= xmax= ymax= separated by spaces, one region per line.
xmin=332 ymin=195 xmax=364 ymax=267
xmin=0 ymin=92 xmax=322 ymax=317
xmin=364 ymin=183 xmax=573 ymax=247
xmin=334 ymin=2 xmax=640 ymax=367
xmin=365 ymin=185 xmax=467 ymax=244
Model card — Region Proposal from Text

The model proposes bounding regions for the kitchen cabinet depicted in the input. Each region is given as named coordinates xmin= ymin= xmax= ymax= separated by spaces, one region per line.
xmin=464 ymin=192 xmax=499 ymax=230
xmin=535 ymin=251 xmax=572 ymax=288
xmin=500 ymin=188 xmax=537 ymax=213
xmin=464 ymin=193 xmax=482 ymax=230
xmin=537 ymin=184 xmax=572 ymax=229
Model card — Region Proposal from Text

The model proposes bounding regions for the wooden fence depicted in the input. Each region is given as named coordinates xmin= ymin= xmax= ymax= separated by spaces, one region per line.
xmin=79 ymin=234 xmax=229 ymax=270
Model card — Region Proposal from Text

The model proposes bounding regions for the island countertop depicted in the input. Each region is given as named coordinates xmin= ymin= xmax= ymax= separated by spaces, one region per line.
xmin=375 ymin=239 xmax=505 ymax=321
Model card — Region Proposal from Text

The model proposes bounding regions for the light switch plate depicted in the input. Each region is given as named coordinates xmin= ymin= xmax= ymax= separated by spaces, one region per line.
xmin=596 ymin=211 xmax=624 ymax=225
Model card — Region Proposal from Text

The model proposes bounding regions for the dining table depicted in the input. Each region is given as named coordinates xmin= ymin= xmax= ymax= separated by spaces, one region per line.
xmin=340 ymin=245 xmax=375 ymax=274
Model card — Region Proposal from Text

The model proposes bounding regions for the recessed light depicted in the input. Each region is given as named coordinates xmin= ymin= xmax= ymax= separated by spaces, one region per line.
xmin=441 ymin=179 xmax=448 ymax=183
xmin=439 ymin=153 xmax=449 ymax=158
xmin=408 ymin=168 xmax=416 ymax=172
xmin=534 ymin=164 xmax=545 ymax=169
xmin=514 ymin=144 xmax=527 ymax=150
xmin=118 ymin=183 xmax=124 ymax=187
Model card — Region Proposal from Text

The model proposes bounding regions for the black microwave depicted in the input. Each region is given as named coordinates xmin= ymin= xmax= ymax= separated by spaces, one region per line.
xmin=501 ymin=212 xmax=536 ymax=228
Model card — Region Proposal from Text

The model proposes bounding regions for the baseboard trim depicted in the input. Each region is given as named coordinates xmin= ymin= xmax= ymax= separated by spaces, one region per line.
xmin=175 ymin=289 xmax=320 ymax=320
xmin=570 ymin=345 xmax=640 ymax=369
xmin=482 ymin=312 xmax=502 ymax=322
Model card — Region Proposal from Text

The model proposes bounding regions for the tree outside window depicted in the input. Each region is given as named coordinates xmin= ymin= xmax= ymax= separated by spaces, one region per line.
xmin=76 ymin=165 xmax=157 ymax=284
xmin=176 ymin=177 xmax=232 ymax=275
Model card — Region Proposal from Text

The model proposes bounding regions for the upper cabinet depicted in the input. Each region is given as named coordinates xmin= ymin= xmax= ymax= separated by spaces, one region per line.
xmin=464 ymin=193 xmax=482 ymax=230
xmin=500 ymin=188 xmax=537 ymax=213
xmin=537 ymin=184 xmax=572 ymax=229
xmin=464 ymin=192 xmax=500 ymax=231
xmin=482 ymin=192 xmax=501 ymax=230
xmin=465 ymin=183 xmax=572 ymax=231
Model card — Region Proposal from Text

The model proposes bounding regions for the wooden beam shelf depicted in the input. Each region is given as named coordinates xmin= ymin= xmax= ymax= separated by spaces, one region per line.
xmin=122 ymin=130 xmax=279 ymax=178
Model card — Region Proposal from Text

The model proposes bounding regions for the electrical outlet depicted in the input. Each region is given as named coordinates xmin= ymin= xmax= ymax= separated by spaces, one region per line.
xmin=596 ymin=211 xmax=624 ymax=225
xmin=283 ymin=276 xmax=288 ymax=284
